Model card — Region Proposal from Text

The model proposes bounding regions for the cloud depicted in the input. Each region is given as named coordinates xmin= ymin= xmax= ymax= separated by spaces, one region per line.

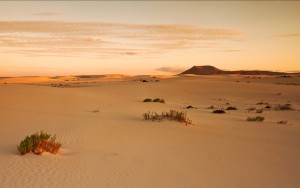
xmin=277 ymin=33 xmax=300 ymax=37
xmin=221 ymin=49 xmax=242 ymax=52
xmin=0 ymin=21 xmax=242 ymax=57
xmin=32 ymin=12 xmax=61 ymax=16
xmin=156 ymin=66 xmax=187 ymax=73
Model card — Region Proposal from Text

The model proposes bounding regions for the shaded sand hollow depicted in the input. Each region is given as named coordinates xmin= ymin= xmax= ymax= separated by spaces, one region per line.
xmin=0 ymin=75 xmax=300 ymax=188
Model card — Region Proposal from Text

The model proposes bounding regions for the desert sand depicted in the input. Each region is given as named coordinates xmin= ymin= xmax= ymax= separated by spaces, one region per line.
xmin=0 ymin=74 xmax=299 ymax=188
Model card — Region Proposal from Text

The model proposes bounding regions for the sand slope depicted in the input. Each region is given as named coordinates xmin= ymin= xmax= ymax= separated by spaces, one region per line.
xmin=0 ymin=75 xmax=299 ymax=187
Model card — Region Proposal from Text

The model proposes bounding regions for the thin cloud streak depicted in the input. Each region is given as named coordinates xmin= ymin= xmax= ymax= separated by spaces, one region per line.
xmin=0 ymin=21 xmax=242 ymax=57
xmin=156 ymin=66 xmax=187 ymax=73
xmin=32 ymin=12 xmax=61 ymax=16
xmin=277 ymin=33 xmax=300 ymax=37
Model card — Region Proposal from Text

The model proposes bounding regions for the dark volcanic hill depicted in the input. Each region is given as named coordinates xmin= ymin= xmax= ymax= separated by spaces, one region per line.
xmin=180 ymin=65 xmax=287 ymax=75
xmin=181 ymin=65 xmax=224 ymax=75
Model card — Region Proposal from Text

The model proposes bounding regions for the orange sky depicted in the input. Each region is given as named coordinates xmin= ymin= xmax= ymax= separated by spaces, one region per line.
xmin=0 ymin=1 xmax=299 ymax=76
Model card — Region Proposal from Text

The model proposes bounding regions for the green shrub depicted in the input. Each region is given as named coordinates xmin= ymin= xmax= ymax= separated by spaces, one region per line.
xmin=17 ymin=131 xmax=61 ymax=155
xmin=143 ymin=98 xmax=152 ymax=102
xmin=226 ymin=106 xmax=237 ymax=110
xmin=247 ymin=116 xmax=265 ymax=122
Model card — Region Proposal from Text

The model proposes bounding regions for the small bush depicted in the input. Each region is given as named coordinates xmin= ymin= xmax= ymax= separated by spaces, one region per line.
xmin=257 ymin=102 xmax=269 ymax=105
xmin=143 ymin=98 xmax=152 ymax=102
xmin=265 ymin=105 xmax=271 ymax=109
xmin=247 ymin=116 xmax=265 ymax=122
xmin=159 ymin=99 xmax=165 ymax=103
xmin=212 ymin=110 xmax=225 ymax=114
xmin=143 ymin=98 xmax=165 ymax=103
xmin=226 ymin=106 xmax=237 ymax=110
xmin=277 ymin=120 xmax=288 ymax=125
xmin=17 ymin=131 xmax=61 ymax=155
xmin=143 ymin=110 xmax=193 ymax=125
xmin=153 ymin=98 xmax=160 ymax=102
xmin=273 ymin=104 xmax=294 ymax=111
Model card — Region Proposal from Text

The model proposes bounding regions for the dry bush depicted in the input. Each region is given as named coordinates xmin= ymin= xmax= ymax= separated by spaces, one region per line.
xmin=265 ymin=105 xmax=272 ymax=109
xmin=159 ymin=99 xmax=165 ymax=103
xmin=143 ymin=110 xmax=193 ymax=125
xmin=257 ymin=102 xmax=269 ymax=105
xmin=153 ymin=98 xmax=161 ymax=102
xmin=277 ymin=120 xmax=288 ymax=125
xmin=17 ymin=131 xmax=61 ymax=155
xmin=143 ymin=98 xmax=152 ymax=102
xmin=35 ymin=139 xmax=62 ymax=155
xmin=247 ymin=116 xmax=265 ymax=122
xmin=186 ymin=105 xmax=197 ymax=109
xmin=212 ymin=110 xmax=225 ymax=114
xmin=273 ymin=104 xmax=294 ymax=111
xmin=143 ymin=98 xmax=165 ymax=103
xmin=226 ymin=106 xmax=237 ymax=110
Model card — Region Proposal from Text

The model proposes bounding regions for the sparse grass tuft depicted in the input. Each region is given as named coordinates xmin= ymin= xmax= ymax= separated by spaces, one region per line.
xmin=143 ymin=110 xmax=193 ymax=125
xmin=17 ymin=131 xmax=61 ymax=155
xmin=212 ymin=110 xmax=225 ymax=114
xmin=143 ymin=98 xmax=152 ymax=102
xmin=247 ymin=116 xmax=265 ymax=122
xmin=226 ymin=106 xmax=237 ymax=110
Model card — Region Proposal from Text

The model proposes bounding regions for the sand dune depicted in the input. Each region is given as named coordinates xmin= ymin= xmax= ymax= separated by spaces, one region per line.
xmin=0 ymin=75 xmax=299 ymax=187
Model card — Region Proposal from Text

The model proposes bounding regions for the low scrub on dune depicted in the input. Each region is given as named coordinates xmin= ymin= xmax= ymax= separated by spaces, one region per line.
xmin=277 ymin=120 xmax=288 ymax=125
xmin=143 ymin=98 xmax=152 ymax=102
xmin=247 ymin=116 xmax=265 ymax=122
xmin=17 ymin=131 xmax=61 ymax=155
xmin=153 ymin=98 xmax=161 ymax=102
xmin=212 ymin=109 xmax=225 ymax=114
xmin=143 ymin=98 xmax=165 ymax=103
xmin=143 ymin=110 xmax=193 ymax=125
xmin=273 ymin=104 xmax=294 ymax=111
xmin=159 ymin=99 xmax=165 ymax=103
xmin=226 ymin=106 xmax=237 ymax=110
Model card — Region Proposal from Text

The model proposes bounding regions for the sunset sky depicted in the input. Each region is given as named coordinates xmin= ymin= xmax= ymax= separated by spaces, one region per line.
xmin=0 ymin=1 xmax=299 ymax=76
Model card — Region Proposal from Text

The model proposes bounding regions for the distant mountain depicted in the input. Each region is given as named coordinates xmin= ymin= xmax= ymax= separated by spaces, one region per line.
xmin=180 ymin=65 xmax=224 ymax=75
xmin=180 ymin=65 xmax=287 ymax=75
